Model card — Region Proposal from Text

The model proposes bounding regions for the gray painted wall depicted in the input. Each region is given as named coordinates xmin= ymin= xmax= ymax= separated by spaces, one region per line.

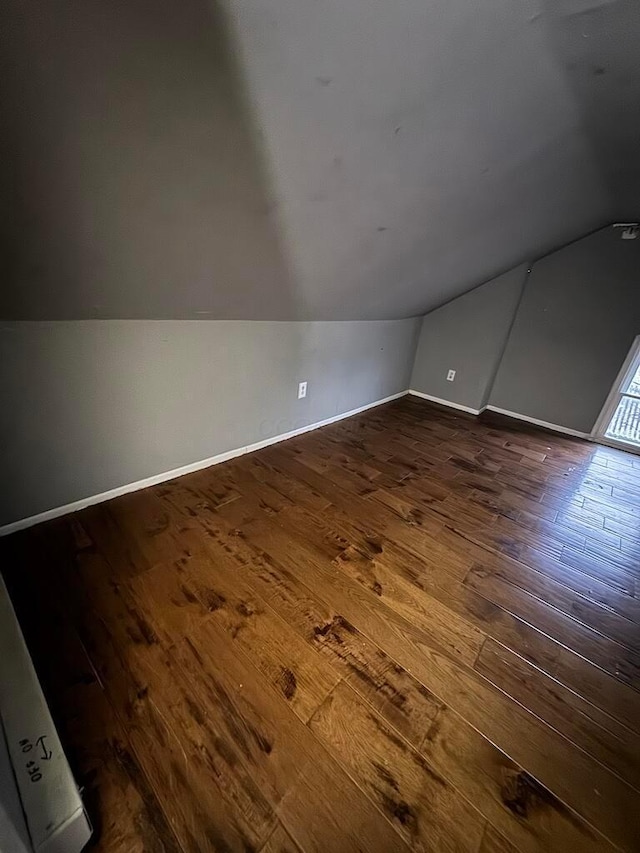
xmin=0 ymin=319 xmax=420 ymax=526
xmin=490 ymin=227 xmax=640 ymax=433
xmin=0 ymin=0 xmax=298 ymax=322
xmin=410 ymin=265 xmax=528 ymax=411
xmin=7 ymin=0 xmax=640 ymax=321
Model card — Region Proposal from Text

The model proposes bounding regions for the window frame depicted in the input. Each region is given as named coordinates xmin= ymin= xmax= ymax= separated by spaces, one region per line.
xmin=592 ymin=334 xmax=640 ymax=453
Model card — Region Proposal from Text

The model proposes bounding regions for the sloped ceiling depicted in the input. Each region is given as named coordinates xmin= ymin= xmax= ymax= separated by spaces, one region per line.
xmin=1 ymin=0 xmax=638 ymax=320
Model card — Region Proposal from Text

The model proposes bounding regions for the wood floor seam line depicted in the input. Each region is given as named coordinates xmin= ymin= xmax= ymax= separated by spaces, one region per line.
xmin=3 ymin=396 xmax=640 ymax=852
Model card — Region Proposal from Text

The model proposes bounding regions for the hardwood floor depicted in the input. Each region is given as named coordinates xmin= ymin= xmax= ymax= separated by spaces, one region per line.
xmin=2 ymin=396 xmax=640 ymax=852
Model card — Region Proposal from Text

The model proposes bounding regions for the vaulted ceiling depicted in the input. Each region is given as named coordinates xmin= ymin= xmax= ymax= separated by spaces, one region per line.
xmin=1 ymin=0 xmax=638 ymax=320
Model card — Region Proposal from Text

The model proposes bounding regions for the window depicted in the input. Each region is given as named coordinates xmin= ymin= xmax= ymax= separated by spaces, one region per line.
xmin=594 ymin=336 xmax=640 ymax=449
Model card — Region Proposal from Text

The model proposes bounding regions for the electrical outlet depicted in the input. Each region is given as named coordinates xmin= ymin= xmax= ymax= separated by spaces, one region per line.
xmin=446 ymin=369 xmax=456 ymax=382
xmin=298 ymin=381 xmax=308 ymax=399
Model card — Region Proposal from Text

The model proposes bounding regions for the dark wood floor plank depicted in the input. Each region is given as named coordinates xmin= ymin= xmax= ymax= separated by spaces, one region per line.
xmin=65 ymin=680 xmax=185 ymax=853
xmin=176 ymin=620 xmax=414 ymax=853
xmin=158 ymin=498 xmax=621 ymax=851
xmin=260 ymin=823 xmax=303 ymax=853
xmin=75 ymin=567 xmax=280 ymax=852
xmin=490 ymin=545 xmax=640 ymax=624
xmin=413 ymin=689 xmax=611 ymax=853
xmin=560 ymin=547 xmax=637 ymax=595
xmin=309 ymin=681 xmax=487 ymax=853
xmin=584 ymin=538 xmax=640 ymax=577
xmin=260 ymin=446 xmax=473 ymax=575
xmin=583 ymin=493 xmax=640 ymax=521
xmin=276 ymin=752 xmax=411 ymax=853
xmin=184 ymin=505 xmax=448 ymax=748
xmin=469 ymin=486 xmax=556 ymax=522
xmin=476 ymin=639 xmax=640 ymax=791
xmin=99 ymin=645 xmax=277 ymax=852
xmin=479 ymin=825 xmax=519 ymax=853
xmin=268 ymin=495 xmax=640 ymax=732
xmin=3 ymin=396 xmax=640 ymax=852
xmin=468 ymin=552 xmax=640 ymax=644
xmin=129 ymin=555 xmax=341 ymax=724
xmin=231 ymin=502 xmax=485 ymax=669
xmin=171 ymin=418 xmax=640 ymax=752
xmin=235 ymin=460 xmax=437 ymax=592
xmin=1 ymin=546 xmax=184 ymax=853
xmin=204 ymin=507 xmax=637 ymax=850
xmin=464 ymin=564 xmax=640 ymax=686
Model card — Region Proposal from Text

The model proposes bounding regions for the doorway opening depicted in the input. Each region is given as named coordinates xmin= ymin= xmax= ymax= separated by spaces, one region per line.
xmin=593 ymin=335 xmax=640 ymax=450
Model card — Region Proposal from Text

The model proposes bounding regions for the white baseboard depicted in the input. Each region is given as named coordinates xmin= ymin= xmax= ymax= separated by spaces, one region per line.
xmin=408 ymin=389 xmax=486 ymax=416
xmin=0 ymin=391 xmax=408 ymax=537
xmin=485 ymin=406 xmax=590 ymax=439
xmin=406 ymin=392 xmax=591 ymax=441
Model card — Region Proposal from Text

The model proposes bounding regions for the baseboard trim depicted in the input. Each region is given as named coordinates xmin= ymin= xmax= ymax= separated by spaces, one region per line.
xmin=485 ymin=406 xmax=590 ymax=439
xmin=0 ymin=390 xmax=408 ymax=537
xmin=408 ymin=390 xmax=486 ymax=416
xmin=406 ymin=392 xmax=592 ymax=440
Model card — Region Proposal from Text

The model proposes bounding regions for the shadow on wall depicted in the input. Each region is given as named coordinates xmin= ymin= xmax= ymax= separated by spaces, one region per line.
xmin=0 ymin=0 xmax=327 ymax=528
xmin=0 ymin=318 xmax=420 ymax=527
xmin=538 ymin=0 xmax=640 ymax=218
xmin=489 ymin=225 xmax=640 ymax=432
xmin=0 ymin=0 xmax=298 ymax=320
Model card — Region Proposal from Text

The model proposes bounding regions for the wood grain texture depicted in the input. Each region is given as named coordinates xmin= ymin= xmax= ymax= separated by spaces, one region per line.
xmin=3 ymin=396 xmax=640 ymax=852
